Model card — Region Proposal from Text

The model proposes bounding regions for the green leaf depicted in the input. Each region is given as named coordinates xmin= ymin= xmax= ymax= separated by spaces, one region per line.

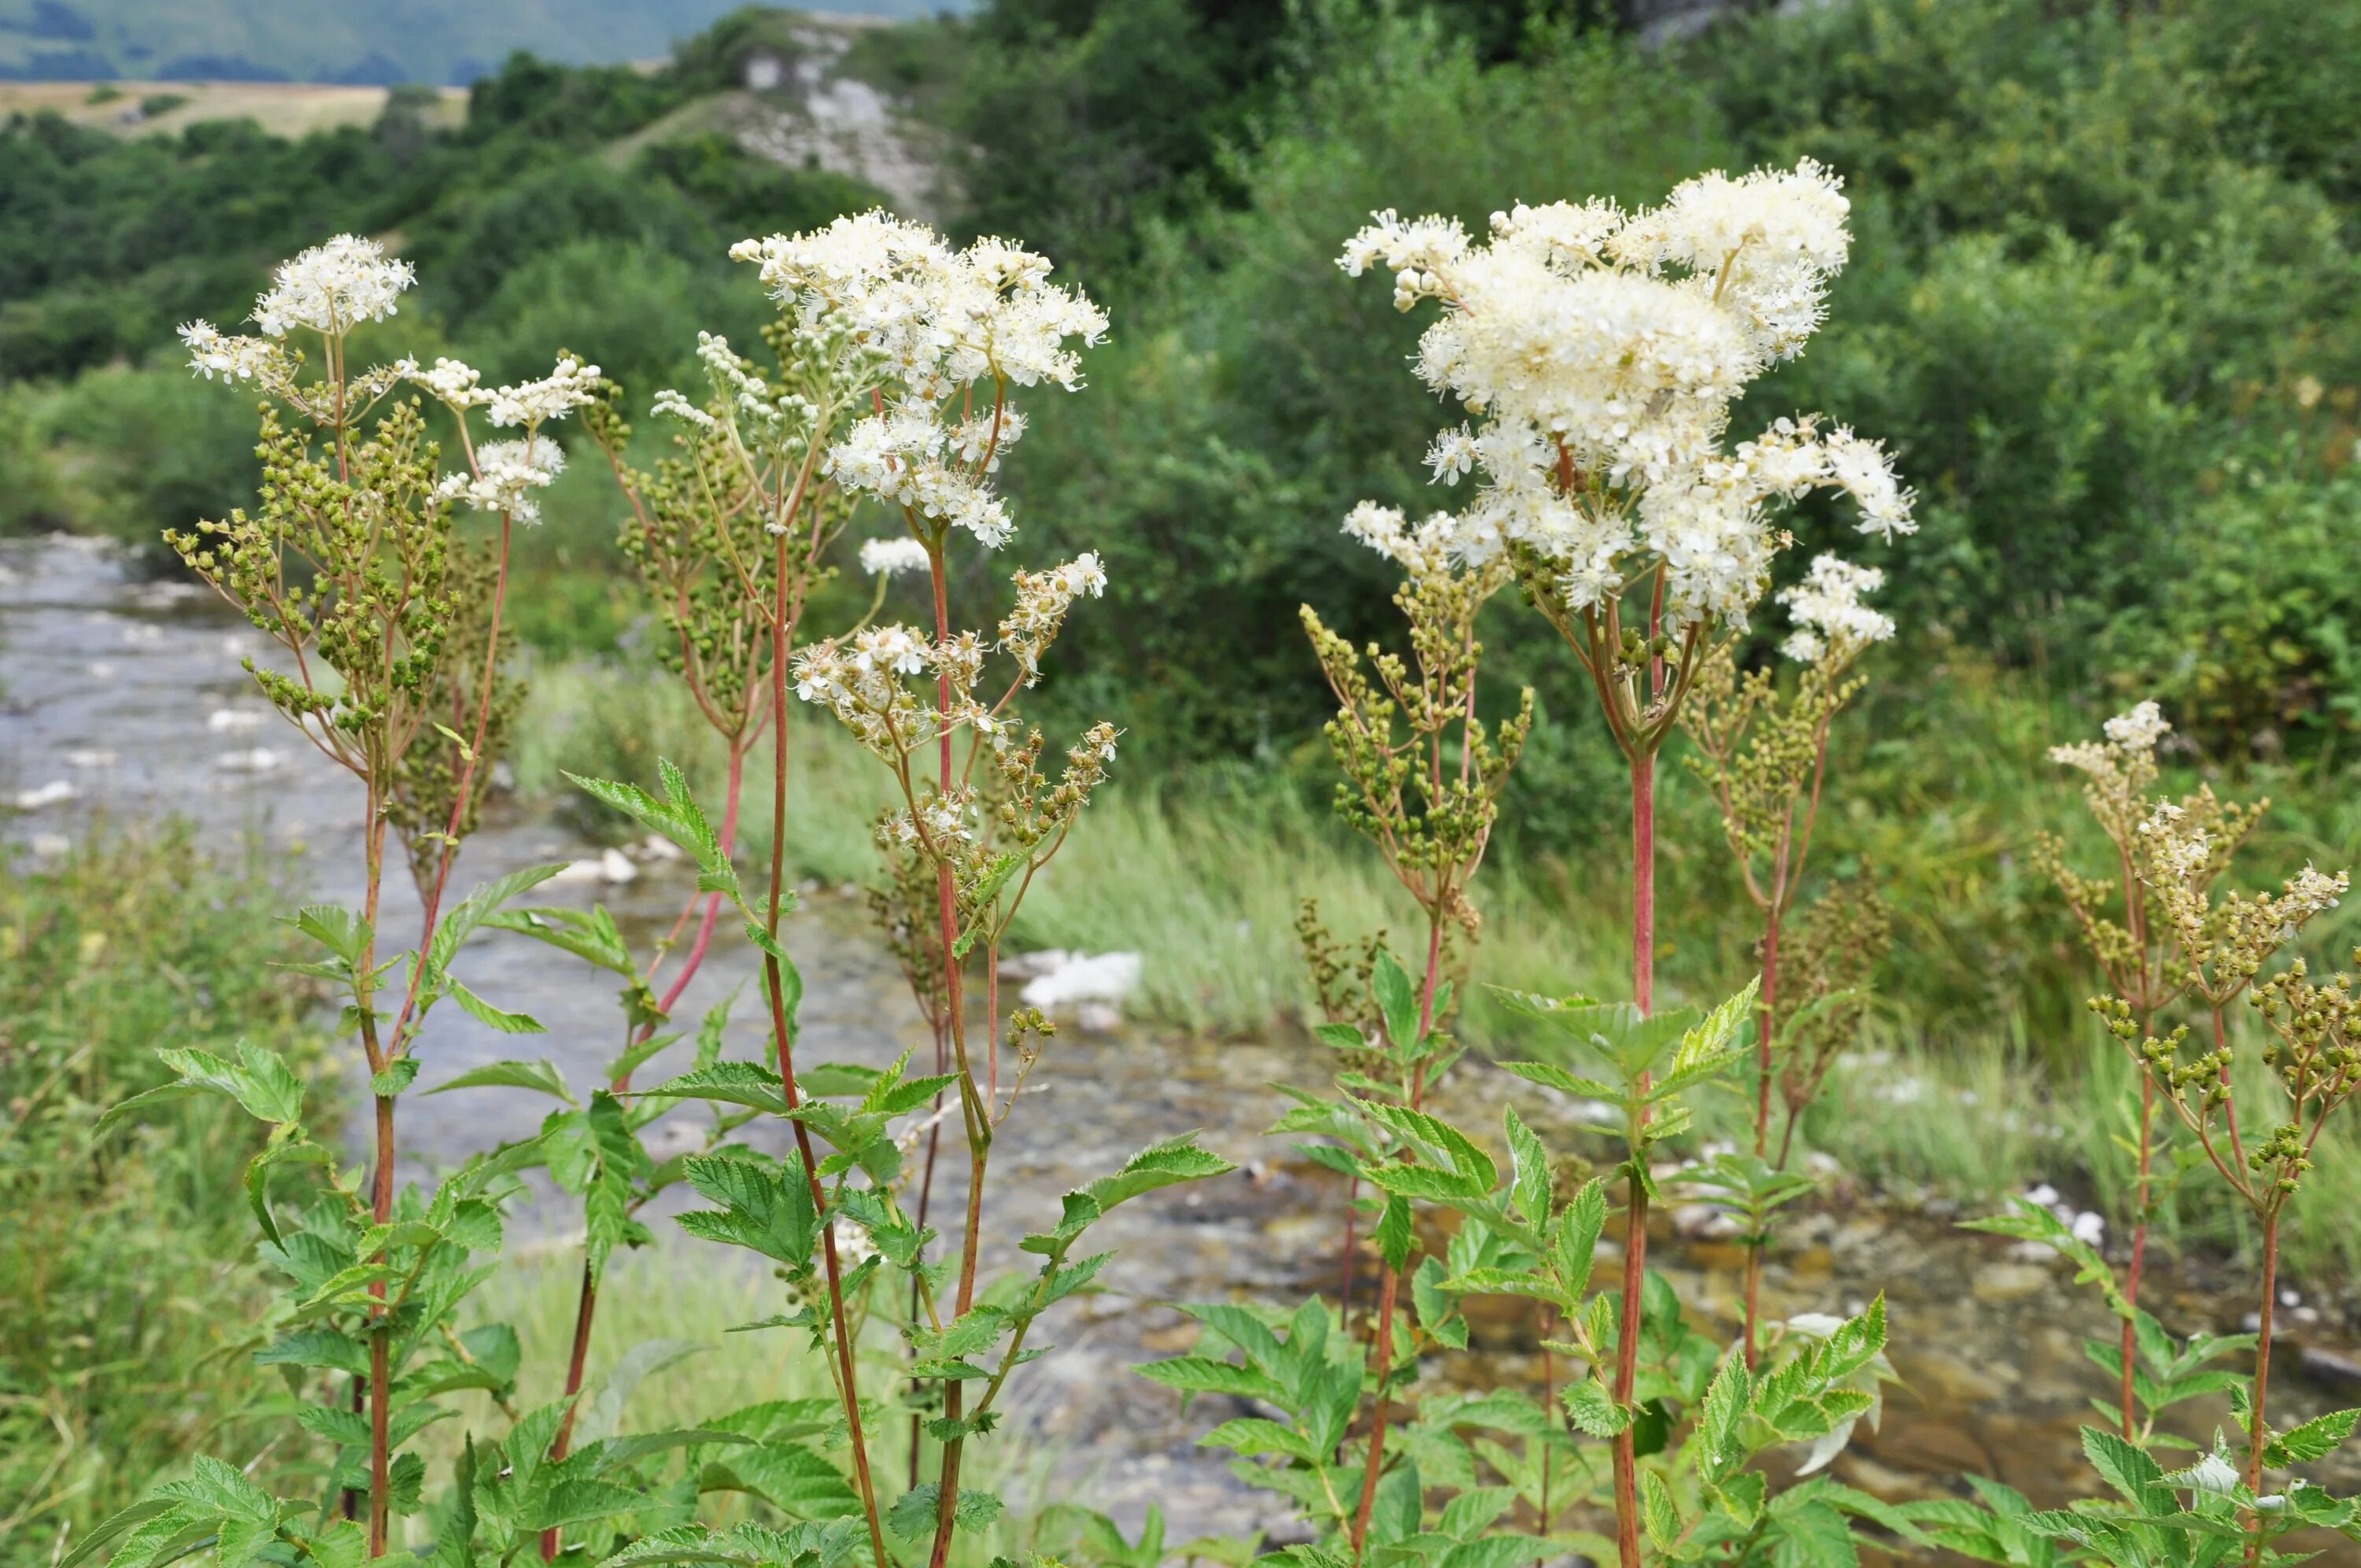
xmin=56 ymin=1500 xmax=178 ymax=1568
xmin=371 ymin=1058 xmax=420 ymax=1098
xmin=1020 ymin=1134 xmax=1236 ymax=1255
xmin=1373 ymin=949 xmax=1420 ymax=1051
xmin=446 ymin=979 xmax=545 ymax=1035
xmin=642 ymin=1062 xmax=789 ymax=1116
xmin=678 ymin=1155 xmax=815 ymax=1266
xmin=1561 ymin=1378 xmax=1629 ymax=1437
xmin=2082 ymin=1424 xmax=2167 ymax=1510
xmin=1552 ymin=1179 xmax=1607 ymax=1303
xmin=427 ymin=1058 xmax=576 ymax=1103
xmin=1504 ymin=1105 xmax=1551 ymax=1226
xmin=2268 ymin=1407 xmax=2359 ymax=1466
xmin=600 ymin=1523 xmax=829 ymax=1568
xmin=427 ymin=863 xmax=570 ymax=976
xmin=1639 ymin=1470 xmax=1680 ymax=1551
xmin=1134 ymin=1356 xmax=1288 ymax=1404
xmin=292 ymin=905 xmax=372 ymax=965
xmin=485 ymin=906 xmax=635 ymax=976
xmin=1199 ymin=1419 xmax=1318 ymax=1463
xmin=698 ymin=1446 xmax=859 ymax=1520
xmin=1375 ymin=1193 xmax=1414 ymax=1271
xmin=136 ymin=1039 xmax=306 ymax=1126
xmin=885 ymin=1485 xmax=1002 ymax=1540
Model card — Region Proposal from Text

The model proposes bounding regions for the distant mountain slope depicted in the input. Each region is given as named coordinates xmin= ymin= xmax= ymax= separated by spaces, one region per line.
xmin=0 ymin=0 xmax=957 ymax=85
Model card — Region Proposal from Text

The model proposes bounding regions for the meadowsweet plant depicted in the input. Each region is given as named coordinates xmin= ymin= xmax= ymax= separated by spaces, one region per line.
xmin=1679 ymin=553 xmax=1894 ymax=1367
xmin=1930 ymin=707 xmax=2361 ymax=1565
xmin=91 ymin=236 xmax=596 ymax=1563
xmin=528 ymin=212 xmax=1228 ymax=1568
xmin=2019 ymin=701 xmax=2265 ymax=1437
xmin=1337 ymin=160 xmax=1913 ymax=1568
xmin=1278 ymin=508 xmax=1530 ymax=1552
xmin=746 ymin=216 xmax=1236 ymax=1568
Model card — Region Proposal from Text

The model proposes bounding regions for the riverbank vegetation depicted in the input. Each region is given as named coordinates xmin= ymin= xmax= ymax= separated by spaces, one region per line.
xmin=9 ymin=0 xmax=2361 ymax=1560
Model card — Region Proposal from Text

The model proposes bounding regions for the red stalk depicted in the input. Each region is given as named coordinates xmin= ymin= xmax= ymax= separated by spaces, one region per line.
xmin=1612 ymin=748 xmax=1655 ymax=1568
xmin=1347 ymin=918 xmax=1445 ymax=1559
xmin=2122 ymin=1073 xmax=2154 ymax=1437
xmin=2245 ymin=1208 xmax=2282 ymax=1550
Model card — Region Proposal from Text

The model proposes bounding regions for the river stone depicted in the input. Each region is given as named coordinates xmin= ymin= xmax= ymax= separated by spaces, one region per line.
xmin=1864 ymin=1412 xmax=1993 ymax=1475
xmin=1971 ymin=1260 xmax=2052 ymax=1303
xmin=1894 ymin=1345 xmax=2013 ymax=1404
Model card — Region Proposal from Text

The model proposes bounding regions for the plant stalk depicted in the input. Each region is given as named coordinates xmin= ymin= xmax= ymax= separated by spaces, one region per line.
xmin=1613 ymin=746 xmax=1657 ymax=1568
xmin=2246 ymin=1206 xmax=2282 ymax=1533
xmin=1347 ymin=917 xmax=1445 ymax=1560
xmin=763 ymin=537 xmax=888 ymax=1568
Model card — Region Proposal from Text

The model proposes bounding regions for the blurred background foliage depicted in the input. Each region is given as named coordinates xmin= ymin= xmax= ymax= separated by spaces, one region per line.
xmin=6 ymin=0 xmax=2361 ymax=1107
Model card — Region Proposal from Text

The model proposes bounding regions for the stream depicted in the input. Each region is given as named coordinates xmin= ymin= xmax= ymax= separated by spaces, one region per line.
xmin=7 ymin=535 xmax=2361 ymax=1561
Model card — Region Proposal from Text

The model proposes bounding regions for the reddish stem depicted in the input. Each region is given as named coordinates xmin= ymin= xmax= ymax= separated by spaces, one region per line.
xmin=2246 ymin=1208 xmax=2282 ymax=1522
xmin=927 ymin=539 xmax=987 ymax=1568
xmin=539 ymin=746 xmax=749 ymax=1560
xmin=2122 ymin=1072 xmax=2154 ymax=1437
xmin=763 ymin=537 xmax=888 ymax=1568
xmin=1613 ymin=748 xmax=1656 ymax=1568
xmin=1742 ymin=909 xmax=1780 ymax=1370
xmin=1347 ymin=919 xmax=1444 ymax=1559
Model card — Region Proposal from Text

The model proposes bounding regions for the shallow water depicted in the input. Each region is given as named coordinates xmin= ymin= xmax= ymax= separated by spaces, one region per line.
xmin=6 ymin=537 xmax=2359 ymax=1559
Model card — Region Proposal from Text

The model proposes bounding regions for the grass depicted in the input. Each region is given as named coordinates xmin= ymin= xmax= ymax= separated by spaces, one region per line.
xmin=0 ymin=828 xmax=320 ymax=1568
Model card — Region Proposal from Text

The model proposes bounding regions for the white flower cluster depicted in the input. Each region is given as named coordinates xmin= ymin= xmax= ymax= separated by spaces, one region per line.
xmin=829 ymin=404 xmax=1013 ymax=546
xmin=1776 ymin=553 xmax=1894 ymax=664
xmin=2103 ymin=699 xmax=2171 ymax=755
xmin=409 ymin=357 xmax=485 ymax=407
xmin=793 ymin=625 xmax=943 ymax=756
xmin=2136 ymin=800 xmax=2212 ymax=884
xmin=2049 ymin=699 xmax=2168 ymax=788
xmin=438 ymin=435 xmax=566 ymax=526
xmin=2282 ymin=863 xmax=2348 ymax=923
xmin=859 ymin=536 xmax=933 ymax=579
xmin=180 ymin=320 xmax=287 ymax=384
xmin=1341 ymin=501 xmax=1463 ymax=578
xmin=1336 ymin=162 xmax=1914 ymax=628
xmin=486 ymin=354 xmax=600 ymax=428
xmin=253 ymin=234 xmax=415 ymax=338
xmin=731 ymin=212 xmax=1107 ymax=549
xmin=999 ymin=552 xmax=1107 ymax=683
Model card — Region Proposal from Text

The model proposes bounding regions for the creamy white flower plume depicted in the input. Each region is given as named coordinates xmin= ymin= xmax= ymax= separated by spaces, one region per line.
xmin=1337 ymin=161 xmax=1910 ymax=633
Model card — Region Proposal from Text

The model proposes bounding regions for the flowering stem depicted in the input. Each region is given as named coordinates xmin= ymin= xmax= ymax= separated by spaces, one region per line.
xmin=926 ymin=536 xmax=992 ymax=1568
xmin=539 ymin=745 xmax=748 ymax=1562
xmin=762 ymin=533 xmax=887 ymax=1568
xmin=2246 ymin=1206 xmax=2282 ymax=1525
xmin=1742 ymin=903 xmax=1781 ymax=1371
xmin=2123 ymin=1071 xmax=2155 ymax=1438
xmin=1613 ymin=746 xmax=1657 ymax=1568
xmin=1347 ymin=916 xmax=1444 ymax=1561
